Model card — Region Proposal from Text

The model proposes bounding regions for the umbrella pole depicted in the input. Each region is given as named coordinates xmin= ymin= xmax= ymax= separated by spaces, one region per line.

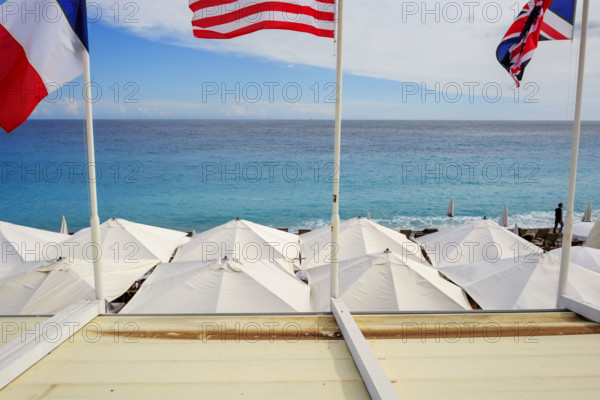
xmin=331 ymin=0 xmax=344 ymax=299
xmin=84 ymin=54 xmax=105 ymax=313
xmin=558 ymin=0 xmax=590 ymax=307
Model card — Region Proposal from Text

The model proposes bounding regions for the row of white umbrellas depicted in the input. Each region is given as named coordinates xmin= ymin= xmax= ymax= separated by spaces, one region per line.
xmin=0 ymin=218 xmax=468 ymax=314
xmin=416 ymin=218 xmax=600 ymax=309
xmin=120 ymin=216 xmax=600 ymax=313
xmin=2 ymin=215 xmax=600 ymax=314
xmin=123 ymin=217 xmax=469 ymax=313
xmin=0 ymin=219 xmax=189 ymax=314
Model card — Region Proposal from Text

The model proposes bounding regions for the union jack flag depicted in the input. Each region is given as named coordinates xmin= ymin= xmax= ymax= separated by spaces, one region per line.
xmin=497 ymin=0 xmax=576 ymax=87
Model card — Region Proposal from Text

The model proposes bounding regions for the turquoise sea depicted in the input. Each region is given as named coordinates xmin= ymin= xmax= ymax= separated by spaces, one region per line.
xmin=1 ymin=119 xmax=599 ymax=233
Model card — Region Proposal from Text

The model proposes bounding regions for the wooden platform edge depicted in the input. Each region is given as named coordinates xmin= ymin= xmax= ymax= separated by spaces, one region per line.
xmin=331 ymin=298 xmax=401 ymax=400
xmin=0 ymin=300 xmax=100 ymax=390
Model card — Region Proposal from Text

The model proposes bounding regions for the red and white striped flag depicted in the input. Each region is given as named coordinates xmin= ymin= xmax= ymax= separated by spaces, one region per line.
xmin=189 ymin=0 xmax=336 ymax=39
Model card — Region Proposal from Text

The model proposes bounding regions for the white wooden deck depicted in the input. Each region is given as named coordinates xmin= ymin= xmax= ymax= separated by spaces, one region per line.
xmin=1 ymin=312 xmax=600 ymax=399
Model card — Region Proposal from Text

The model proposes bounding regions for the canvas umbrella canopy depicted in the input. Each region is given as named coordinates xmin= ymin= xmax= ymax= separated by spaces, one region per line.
xmin=0 ymin=257 xmax=157 ymax=315
xmin=441 ymin=252 xmax=600 ymax=310
xmin=571 ymin=222 xmax=594 ymax=241
xmin=62 ymin=218 xmax=189 ymax=264
xmin=585 ymin=217 xmax=600 ymax=250
xmin=60 ymin=216 xmax=68 ymax=235
xmin=0 ymin=260 xmax=51 ymax=314
xmin=416 ymin=219 xmax=541 ymax=270
xmin=498 ymin=204 xmax=509 ymax=227
xmin=550 ymin=246 xmax=600 ymax=274
xmin=446 ymin=198 xmax=455 ymax=218
xmin=582 ymin=201 xmax=593 ymax=222
xmin=120 ymin=258 xmax=310 ymax=314
xmin=299 ymin=217 xmax=424 ymax=270
xmin=0 ymin=221 xmax=68 ymax=279
xmin=307 ymin=250 xmax=471 ymax=312
xmin=172 ymin=219 xmax=299 ymax=272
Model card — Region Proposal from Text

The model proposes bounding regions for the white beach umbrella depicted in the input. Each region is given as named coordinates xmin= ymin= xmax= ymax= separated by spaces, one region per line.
xmin=307 ymin=251 xmax=471 ymax=312
xmin=571 ymin=222 xmax=594 ymax=241
xmin=121 ymin=258 xmax=310 ymax=314
xmin=299 ymin=217 xmax=424 ymax=270
xmin=551 ymin=246 xmax=600 ymax=274
xmin=416 ymin=219 xmax=541 ymax=269
xmin=513 ymin=223 xmax=520 ymax=236
xmin=441 ymin=252 xmax=600 ymax=310
xmin=60 ymin=216 xmax=68 ymax=235
xmin=585 ymin=217 xmax=600 ymax=250
xmin=446 ymin=198 xmax=455 ymax=218
xmin=0 ymin=258 xmax=157 ymax=315
xmin=0 ymin=221 xmax=68 ymax=279
xmin=62 ymin=218 xmax=189 ymax=264
xmin=582 ymin=201 xmax=593 ymax=222
xmin=498 ymin=204 xmax=509 ymax=227
xmin=173 ymin=219 xmax=299 ymax=271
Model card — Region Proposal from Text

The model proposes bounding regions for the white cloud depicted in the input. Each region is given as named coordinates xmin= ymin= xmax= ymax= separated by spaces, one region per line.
xmin=226 ymin=105 xmax=250 ymax=116
xmin=137 ymin=107 xmax=152 ymax=117
xmin=64 ymin=99 xmax=80 ymax=115
xmin=32 ymin=99 xmax=80 ymax=117
xmin=92 ymin=0 xmax=600 ymax=119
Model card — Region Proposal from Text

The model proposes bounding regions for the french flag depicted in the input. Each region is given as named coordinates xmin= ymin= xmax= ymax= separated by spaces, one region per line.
xmin=0 ymin=0 xmax=88 ymax=133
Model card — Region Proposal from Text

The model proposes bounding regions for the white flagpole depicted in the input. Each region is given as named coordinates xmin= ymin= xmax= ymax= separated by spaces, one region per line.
xmin=331 ymin=0 xmax=344 ymax=299
xmin=83 ymin=54 xmax=105 ymax=313
xmin=557 ymin=0 xmax=589 ymax=307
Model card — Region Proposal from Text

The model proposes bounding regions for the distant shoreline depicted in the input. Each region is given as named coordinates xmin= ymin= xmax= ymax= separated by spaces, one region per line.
xmin=24 ymin=118 xmax=600 ymax=123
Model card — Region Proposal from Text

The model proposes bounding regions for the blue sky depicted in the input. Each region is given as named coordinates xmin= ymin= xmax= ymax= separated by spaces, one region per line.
xmin=31 ymin=0 xmax=600 ymax=121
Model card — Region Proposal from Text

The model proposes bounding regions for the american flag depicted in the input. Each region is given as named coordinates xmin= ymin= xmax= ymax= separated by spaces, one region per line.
xmin=497 ymin=0 xmax=576 ymax=87
xmin=189 ymin=0 xmax=336 ymax=39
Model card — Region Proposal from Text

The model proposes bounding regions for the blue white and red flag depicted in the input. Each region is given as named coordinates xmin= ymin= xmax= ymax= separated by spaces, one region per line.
xmin=0 ymin=0 xmax=89 ymax=133
xmin=497 ymin=0 xmax=576 ymax=86
xmin=539 ymin=0 xmax=576 ymax=40
xmin=189 ymin=0 xmax=336 ymax=39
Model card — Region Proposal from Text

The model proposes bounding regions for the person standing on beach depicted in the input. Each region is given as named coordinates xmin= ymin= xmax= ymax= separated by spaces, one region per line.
xmin=554 ymin=203 xmax=564 ymax=233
